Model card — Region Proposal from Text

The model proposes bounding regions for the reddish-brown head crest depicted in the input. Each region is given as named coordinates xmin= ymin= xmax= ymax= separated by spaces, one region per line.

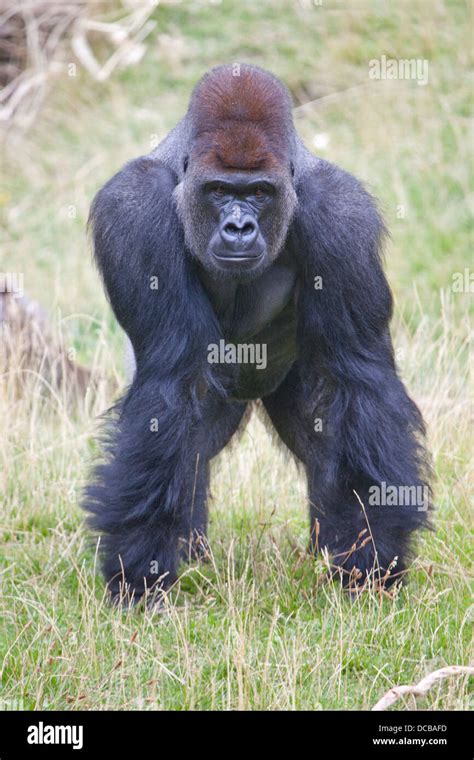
xmin=188 ymin=65 xmax=294 ymax=172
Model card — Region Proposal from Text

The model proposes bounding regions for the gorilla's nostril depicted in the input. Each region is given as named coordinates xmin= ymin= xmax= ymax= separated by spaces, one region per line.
xmin=225 ymin=223 xmax=240 ymax=236
xmin=223 ymin=222 xmax=256 ymax=238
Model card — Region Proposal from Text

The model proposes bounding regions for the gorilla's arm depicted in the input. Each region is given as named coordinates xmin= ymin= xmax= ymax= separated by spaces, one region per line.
xmin=89 ymin=157 xmax=214 ymax=357
xmin=84 ymin=158 xmax=221 ymax=601
xmin=289 ymin=158 xmax=431 ymax=581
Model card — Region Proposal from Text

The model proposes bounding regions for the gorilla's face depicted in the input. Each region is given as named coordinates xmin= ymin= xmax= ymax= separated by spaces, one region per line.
xmin=176 ymin=165 xmax=297 ymax=281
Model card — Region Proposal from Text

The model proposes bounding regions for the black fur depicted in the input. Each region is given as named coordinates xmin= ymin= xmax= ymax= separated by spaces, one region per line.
xmin=84 ymin=65 xmax=431 ymax=603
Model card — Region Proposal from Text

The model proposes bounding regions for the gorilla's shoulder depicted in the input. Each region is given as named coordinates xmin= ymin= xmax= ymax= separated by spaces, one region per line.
xmin=95 ymin=157 xmax=178 ymax=207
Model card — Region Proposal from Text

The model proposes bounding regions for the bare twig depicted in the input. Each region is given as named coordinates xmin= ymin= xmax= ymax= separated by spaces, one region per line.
xmin=372 ymin=665 xmax=474 ymax=711
xmin=0 ymin=0 xmax=158 ymax=128
xmin=71 ymin=5 xmax=156 ymax=83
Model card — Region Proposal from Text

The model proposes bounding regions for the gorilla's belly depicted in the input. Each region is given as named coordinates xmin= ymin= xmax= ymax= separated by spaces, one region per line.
xmin=228 ymin=300 xmax=298 ymax=400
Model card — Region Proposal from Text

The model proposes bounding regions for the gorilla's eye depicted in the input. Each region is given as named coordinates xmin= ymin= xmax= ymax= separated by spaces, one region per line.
xmin=254 ymin=187 xmax=265 ymax=199
xmin=213 ymin=186 xmax=226 ymax=198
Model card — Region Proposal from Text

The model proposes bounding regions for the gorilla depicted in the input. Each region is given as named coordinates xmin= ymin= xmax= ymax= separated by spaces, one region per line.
xmin=84 ymin=64 xmax=431 ymax=603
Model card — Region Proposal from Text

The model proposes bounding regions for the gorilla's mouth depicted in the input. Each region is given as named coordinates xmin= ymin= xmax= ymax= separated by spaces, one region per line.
xmin=210 ymin=239 xmax=266 ymax=267
xmin=210 ymin=250 xmax=265 ymax=272
xmin=213 ymin=251 xmax=263 ymax=262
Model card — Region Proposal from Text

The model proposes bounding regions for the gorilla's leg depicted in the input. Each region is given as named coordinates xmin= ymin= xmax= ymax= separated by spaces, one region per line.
xmin=179 ymin=399 xmax=248 ymax=561
xmin=263 ymin=363 xmax=430 ymax=589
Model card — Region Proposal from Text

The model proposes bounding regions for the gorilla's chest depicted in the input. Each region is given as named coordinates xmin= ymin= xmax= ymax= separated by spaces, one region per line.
xmin=200 ymin=256 xmax=299 ymax=399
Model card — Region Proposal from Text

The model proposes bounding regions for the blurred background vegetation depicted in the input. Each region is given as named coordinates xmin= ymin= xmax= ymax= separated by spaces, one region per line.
xmin=1 ymin=0 xmax=472 ymax=363
xmin=0 ymin=0 xmax=472 ymax=711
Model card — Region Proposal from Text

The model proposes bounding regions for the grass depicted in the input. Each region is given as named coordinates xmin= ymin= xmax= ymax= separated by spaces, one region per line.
xmin=0 ymin=0 xmax=472 ymax=710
